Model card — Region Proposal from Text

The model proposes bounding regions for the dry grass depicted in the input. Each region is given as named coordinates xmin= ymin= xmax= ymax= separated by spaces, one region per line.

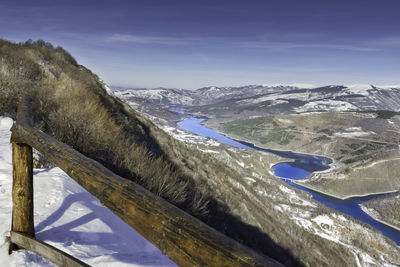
xmin=0 ymin=39 xmax=210 ymax=217
xmin=363 ymin=192 xmax=400 ymax=230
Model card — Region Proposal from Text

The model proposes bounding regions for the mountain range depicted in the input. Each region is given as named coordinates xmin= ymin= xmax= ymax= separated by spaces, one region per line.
xmin=113 ymin=84 xmax=400 ymax=116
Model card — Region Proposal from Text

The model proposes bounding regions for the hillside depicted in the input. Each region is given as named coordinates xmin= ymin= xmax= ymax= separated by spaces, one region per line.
xmin=117 ymin=84 xmax=400 ymax=229
xmin=2 ymin=39 xmax=400 ymax=266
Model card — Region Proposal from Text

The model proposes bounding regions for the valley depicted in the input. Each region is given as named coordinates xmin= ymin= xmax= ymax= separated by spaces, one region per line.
xmin=115 ymin=84 xmax=400 ymax=260
xmin=207 ymin=111 xmax=400 ymax=200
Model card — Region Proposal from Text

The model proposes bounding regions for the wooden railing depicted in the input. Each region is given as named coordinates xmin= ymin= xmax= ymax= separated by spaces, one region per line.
xmin=8 ymin=98 xmax=281 ymax=266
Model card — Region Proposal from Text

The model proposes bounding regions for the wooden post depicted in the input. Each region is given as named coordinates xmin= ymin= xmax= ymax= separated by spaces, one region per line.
xmin=9 ymin=98 xmax=35 ymax=253
xmin=11 ymin=142 xmax=34 ymax=234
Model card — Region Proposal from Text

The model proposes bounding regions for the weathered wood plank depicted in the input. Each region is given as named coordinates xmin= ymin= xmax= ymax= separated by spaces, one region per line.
xmin=10 ymin=98 xmax=35 ymax=253
xmin=11 ymin=143 xmax=34 ymax=236
xmin=10 ymin=231 xmax=90 ymax=267
xmin=11 ymin=122 xmax=282 ymax=266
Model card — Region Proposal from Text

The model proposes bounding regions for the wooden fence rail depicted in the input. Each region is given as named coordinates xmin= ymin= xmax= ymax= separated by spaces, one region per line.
xmin=10 ymin=231 xmax=90 ymax=267
xmin=8 ymin=99 xmax=281 ymax=266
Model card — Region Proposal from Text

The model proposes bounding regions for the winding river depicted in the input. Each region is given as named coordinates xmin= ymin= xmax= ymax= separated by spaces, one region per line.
xmin=178 ymin=117 xmax=400 ymax=245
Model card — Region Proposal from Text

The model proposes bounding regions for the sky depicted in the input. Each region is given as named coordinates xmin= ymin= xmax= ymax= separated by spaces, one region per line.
xmin=1 ymin=0 xmax=399 ymax=89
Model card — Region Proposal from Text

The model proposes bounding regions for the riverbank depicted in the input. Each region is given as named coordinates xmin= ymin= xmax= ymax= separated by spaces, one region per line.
xmin=293 ymin=180 xmax=399 ymax=200
xmin=360 ymin=205 xmax=400 ymax=232
xmin=206 ymin=121 xmax=333 ymax=161
xmin=201 ymin=118 xmax=333 ymax=162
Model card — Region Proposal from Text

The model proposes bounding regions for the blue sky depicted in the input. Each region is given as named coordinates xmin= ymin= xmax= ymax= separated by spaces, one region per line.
xmin=1 ymin=0 xmax=399 ymax=89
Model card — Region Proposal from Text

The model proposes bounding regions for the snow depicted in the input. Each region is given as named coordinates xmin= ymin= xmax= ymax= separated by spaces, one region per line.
xmin=262 ymin=83 xmax=316 ymax=89
xmin=274 ymin=204 xmax=291 ymax=213
xmin=293 ymin=218 xmax=313 ymax=230
xmin=114 ymin=89 xmax=194 ymax=105
xmin=0 ymin=117 xmax=176 ymax=267
xmin=360 ymin=253 xmax=379 ymax=265
xmin=236 ymin=160 xmax=245 ymax=168
xmin=238 ymin=92 xmax=311 ymax=105
xmin=344 ymin=84 xmax=373 ymax=96
xmin=331 ymin=214 xmax=348 ymax=223
xmin=104 ymin=85 xmax=114 ymax=96
xmin=334 ymin=127 xmax=375 ymax=138
xmin=98 ymin=79 xmax=114 ymax=96
xmin=279 ymin=184 xmax=295 ymax=195
xmin=345 ymin=127 xmax=363 ymax=131
xmin=335 ymin=132 xmax=372 ymax=138
xmin=294 ymin=100 xmax=357 ymax=112
xmin=278 ymin=185 xmax=316 ymax=207
xmin=198 ymin=148 xmax=219 ymax=154
xmin=161 ymin=126 xmax=220 ymax=146
xmin=277 ymin=118 xmax=293 ymax=124
xmin=378 ymin=85 xmax=400 ymax=89
xmin=312 ymin=215 xmax=335 ymax=228
xmin=243 ymin=177 xmax=256 ymax=184
xmin=360 ymin=205 xmax=380 ymax=219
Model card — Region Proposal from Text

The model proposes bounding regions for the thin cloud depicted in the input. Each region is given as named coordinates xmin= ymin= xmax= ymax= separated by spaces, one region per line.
xmin=372 ymin=36 xmax=400 ymax=47
xmin=88 ymin=32 xmax=380 ymax=52
xmin=235 ymin=41 xmax=378 ymax=52
xmin=105 ymin=34 xmax=197 ymax=45
xmin=258 ymin=32 xmax=323 ymax=41
xmin=72 ymin=32 xmax=384 ymax=54
xmin=192 ymin=52 xmax=213 ymax=63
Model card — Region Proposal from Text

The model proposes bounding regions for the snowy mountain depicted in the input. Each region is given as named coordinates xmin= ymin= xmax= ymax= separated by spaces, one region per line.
xmin=115 ymin=84 xmax=400 ymax=114
xmin=191 ymin=85 xmax=301 ymax=105
xmin=113 ymin=85 xmax=300 ymax=106
xmin=114 ymin=88 xmax=195 ymax=105
xmin=184 ymin=85 xmax=400 ymax=117
xmin=275 ymin=84 xmax=400 ymax=112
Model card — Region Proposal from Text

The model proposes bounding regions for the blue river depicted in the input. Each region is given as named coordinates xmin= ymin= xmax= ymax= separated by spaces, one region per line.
xmin=178 ymin=117 xmax=400 ymax=245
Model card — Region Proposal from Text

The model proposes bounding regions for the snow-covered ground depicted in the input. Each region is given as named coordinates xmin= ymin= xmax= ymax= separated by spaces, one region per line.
xmin=294 ymin=99 xmax=358 ymax=112
xmin=334 ymin=127 xmax=376 ymax=138
xmin=162 ymin=126 xmax=220 ymax=146
xmin=0 ymin=117 xmax=176 ymax=267
xmin=114 ymin=89 xmax=194 ymax=105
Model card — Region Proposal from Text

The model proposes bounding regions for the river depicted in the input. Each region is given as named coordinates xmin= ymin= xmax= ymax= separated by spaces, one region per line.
xmin=177 ymin=117 xmax=400 ymax=245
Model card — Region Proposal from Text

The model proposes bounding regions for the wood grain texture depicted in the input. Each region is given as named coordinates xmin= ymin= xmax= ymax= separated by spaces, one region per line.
xmin=10 ymin=231 xmax=90 ymax=267
xmin=11 ymin=122 xmax=281 ymax=267
xmin=10 ymin=98 xmax=35 ymax=252
xmin=11 ymin=142 xmax=34 ymax=236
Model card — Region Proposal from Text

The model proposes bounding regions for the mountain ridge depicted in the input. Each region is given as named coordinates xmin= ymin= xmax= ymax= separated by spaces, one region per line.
xmin=114 ymin=84 xmax=400 ymax=122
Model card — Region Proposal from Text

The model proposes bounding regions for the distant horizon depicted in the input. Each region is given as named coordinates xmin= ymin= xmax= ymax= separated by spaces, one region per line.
xmin=109 ymin=83 xmax=400 ymax=91
xmin=1 ymin=0 xmax=399 ymax=89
